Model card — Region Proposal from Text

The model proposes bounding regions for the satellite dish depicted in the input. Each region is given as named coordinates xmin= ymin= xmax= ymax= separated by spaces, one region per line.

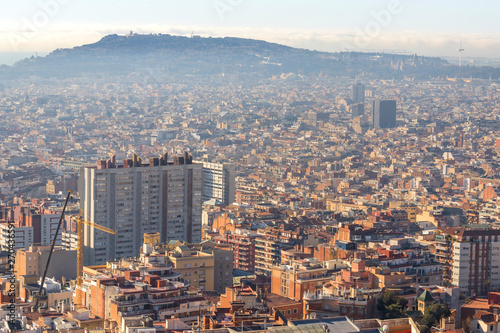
xmin=311 ymin=312 xmax=317 ymax=319
xmin=383 ymin=325 xmax=389 ymax=333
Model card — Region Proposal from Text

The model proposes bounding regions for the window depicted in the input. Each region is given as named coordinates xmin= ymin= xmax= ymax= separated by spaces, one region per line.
xmin=287 ymin=310 xmax=291 ymax=315
xmin=293 ymin=309 xmax=298 ymax=314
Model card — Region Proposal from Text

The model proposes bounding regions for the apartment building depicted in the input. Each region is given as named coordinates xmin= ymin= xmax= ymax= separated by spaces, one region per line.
xmin=440 ymin=228 xmax=500 ymax=296
xmin=167 ymin=246 xmax=215 ymax=291
xmin=197 ymin=160 xmax=236 ymax=205
xmin=14 ymin=245 xmax=77 ymax=280
xmin=81 ymin=262 xmax=209 ymax=328
xmin=270 ymin=258 xmax=331 ymax=301
xmin=79 ymin=152 xmax=202 ymax=265
xmin=222 ymin=229 xmax=259 ymax=272
xmin=192 ymin=240 xmax=234 ymax=294
xmin=0 ymin=222 xmax=33 ymax=251
xmin=255 ymin=226 xmax=303 ymax=276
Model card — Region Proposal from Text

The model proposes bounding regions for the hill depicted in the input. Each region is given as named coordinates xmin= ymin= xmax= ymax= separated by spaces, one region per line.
xmin=2 ymin=33 xmax=500 ymax=82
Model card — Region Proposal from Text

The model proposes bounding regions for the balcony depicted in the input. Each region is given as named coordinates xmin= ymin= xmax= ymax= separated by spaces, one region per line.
xmin=149 ymin=294 xmax=202 ymax=304
xmin=435 ymin=245 xmax=449 ymax=252
xmin=297 ymin=274 xmax=331 ymax=282
xmin=112 ymin=294 xmax=202 ymax=305
xmin=159 ymin=304 xmax=210 ymax=318
xmin=111 ymin=297 xmax=149 ymax=306
xmin=118 ymin=308 xmax=156 ymax=317
xmin=148 ymin=261 xmax=169 ymax=268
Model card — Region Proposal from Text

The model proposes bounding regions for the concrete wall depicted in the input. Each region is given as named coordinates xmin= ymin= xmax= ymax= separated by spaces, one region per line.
xmin=39 ymin=249 xmax=77 ymax=280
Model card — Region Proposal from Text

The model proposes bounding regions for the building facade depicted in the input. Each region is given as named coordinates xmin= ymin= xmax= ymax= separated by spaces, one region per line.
xmin=440 ymin=228 xmax=500 ymax=296
xmin=0 ymin=223 xmax=32 ymax=252
xmin=372 ymin=99 xmax=396 ymax=129
xmin=14 ymin=245 xmax=77 ymax=280
xmin=351 ymin=83 xmax=365 ymax=104
xmin=81 ymin=260 xmax=209 ymax=328
xmin=350 ymin=103 xmax=364 ymax=118
xmin=255 ymin=226 xmax=304 ymax=276
xmin=198 ymin=161 xmax=236 ymax=205
xmin=168 ymin=246 xmax=215 ymax=291
xmin=79 ymin=152 xmax=202 ymax=265
xmin=223 ymin=230 xmax=259 ymax=272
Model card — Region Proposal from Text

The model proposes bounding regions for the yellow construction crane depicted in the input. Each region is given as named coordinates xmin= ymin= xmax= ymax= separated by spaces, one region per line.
xmin=71 ymin=216 xmax=116 ymax=307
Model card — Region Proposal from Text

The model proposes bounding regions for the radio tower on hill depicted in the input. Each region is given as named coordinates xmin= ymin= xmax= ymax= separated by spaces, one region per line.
xmin=457 ymin=41 xmax=464 ymax=67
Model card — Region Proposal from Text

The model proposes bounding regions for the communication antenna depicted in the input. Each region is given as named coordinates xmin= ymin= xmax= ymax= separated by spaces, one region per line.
xmin=457 ymin=41 xmax=465 ymax=67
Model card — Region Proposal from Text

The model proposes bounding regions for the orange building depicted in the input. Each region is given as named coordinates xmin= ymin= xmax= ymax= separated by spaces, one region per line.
xmin=79 ymin=259 xmax=209 ymax=329
xmin=271 ymin=259 xmax=331 ymax=301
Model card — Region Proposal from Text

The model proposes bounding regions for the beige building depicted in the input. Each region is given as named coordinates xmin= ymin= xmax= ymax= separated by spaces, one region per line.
xmin=193 ymin=240 xmax=234 ymax=294
xmin=391 ymin=202 xmax=419 ymax=223
xmin=15 ymin=245 xmax=77 ymax=280
xmin=168 ymin=246 xmax=215 ymax=291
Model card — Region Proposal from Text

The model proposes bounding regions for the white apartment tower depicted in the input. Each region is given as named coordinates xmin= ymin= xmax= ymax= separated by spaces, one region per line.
xmin=446 ymin=228 xmax=500 ymax=297
xmin=199 ymin=161 xmax=235 ymax=205
xmin=79 ymin=152 xmax=202 ymax=265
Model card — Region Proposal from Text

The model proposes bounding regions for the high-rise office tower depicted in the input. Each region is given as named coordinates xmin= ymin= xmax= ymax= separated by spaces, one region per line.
xmin=372 ymin=99 xmax=397 ymax=129
xmin=350 ymin=103 xmax=364 ymax=118
xmin=198 ymin=161 xmax=236 ymax=205
xmin=351 ymin=83 xmax=365 ymax=104
xmin=79 ymin=151 xmax=202 ymax=265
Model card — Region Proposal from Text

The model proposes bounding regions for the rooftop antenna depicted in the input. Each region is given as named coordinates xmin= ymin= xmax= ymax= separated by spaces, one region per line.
xmin=457 ymin=40 xmax=464 ymax=67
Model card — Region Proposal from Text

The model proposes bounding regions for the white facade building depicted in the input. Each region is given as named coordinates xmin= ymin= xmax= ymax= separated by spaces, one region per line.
xmin=198 ymin=161 xmax=235 ymax=205
xmin=40 ymin=214 xmax=62 ymax=246
xmin=451 ymin=235 xmax=500 ymax=296
xmin=0 ymin=224 xmax=33 ymax=251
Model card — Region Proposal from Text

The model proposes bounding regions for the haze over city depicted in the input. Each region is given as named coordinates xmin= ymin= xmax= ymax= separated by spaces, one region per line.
xmin=1 ymin=2 xmax=500 ymax=333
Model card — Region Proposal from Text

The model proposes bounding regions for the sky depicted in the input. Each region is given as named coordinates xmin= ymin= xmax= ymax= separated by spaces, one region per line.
xmin=1 ymin=0 xmax=499 ymax=65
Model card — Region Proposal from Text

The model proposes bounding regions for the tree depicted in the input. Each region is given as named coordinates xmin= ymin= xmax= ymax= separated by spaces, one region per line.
xmin=419 ymin=303 xmax=451 ymax=333
xmin=377 ymin=291 xmax=409 ymax=320
xmin=485 ymin=279 xmax=491 ymax=293
xmin=461 ymin=317 xmax=473 ymax=333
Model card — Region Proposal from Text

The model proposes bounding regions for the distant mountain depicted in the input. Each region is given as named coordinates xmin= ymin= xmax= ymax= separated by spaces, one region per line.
xmin=2 ymin=34 xmax=500 ymax=82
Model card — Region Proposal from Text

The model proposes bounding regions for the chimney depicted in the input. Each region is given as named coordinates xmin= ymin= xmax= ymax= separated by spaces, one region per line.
xmin=160 ymin=152 xmax=168 ymax=165
xmin=97 ymin=160 xmax=107 ymax=169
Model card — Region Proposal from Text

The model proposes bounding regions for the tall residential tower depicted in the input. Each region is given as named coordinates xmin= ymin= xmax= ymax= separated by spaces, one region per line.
xmin=79 ymin=152 xmax=202 ymax=265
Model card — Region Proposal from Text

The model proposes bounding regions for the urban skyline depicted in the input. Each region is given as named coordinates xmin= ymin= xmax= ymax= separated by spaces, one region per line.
xmin=1 ymin=2 xmax=500 ymax=332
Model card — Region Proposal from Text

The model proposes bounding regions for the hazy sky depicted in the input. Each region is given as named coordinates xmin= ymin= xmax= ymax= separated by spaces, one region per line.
xmin=1 ymin=0 xmax=499 ymax=65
